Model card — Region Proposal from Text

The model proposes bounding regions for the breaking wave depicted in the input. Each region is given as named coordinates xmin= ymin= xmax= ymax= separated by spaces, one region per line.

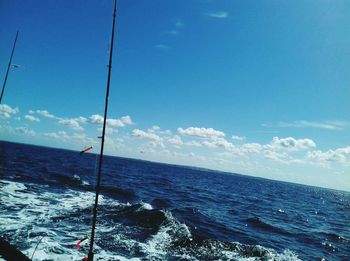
xmin=0 ymin=180 xmax=301 ymax=260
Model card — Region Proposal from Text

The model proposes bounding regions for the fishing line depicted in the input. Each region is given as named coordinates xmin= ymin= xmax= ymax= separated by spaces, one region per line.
xmin=94 ymin=153 xmax=99 ymax=177
xmin=30 ymin=236 xmax=44 ymax=260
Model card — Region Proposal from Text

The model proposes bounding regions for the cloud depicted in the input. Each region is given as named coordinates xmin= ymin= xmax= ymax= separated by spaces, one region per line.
xmin=155 ymin=44 xmax=170 ymax=51
xmin=131 ymin=129 xmax=163 ymax=142
xmin=15 ymin=127 xmax=35 ymax=136
xmin=167 ymin=30 xmax=178 ymax=35
xmin=175 ymin=20 xmax=184 ymax=28
xmin=307 ymin=146 xmax=350 ymax=164
xmin=36 ymin=110 xmax=56 ymax=119
xmin=89 ymin=114 xmax=133 ymax=128
xmin=263 ymin=150 xmax=290 ymax=163
xmin=24 ymin=115 xmax=40 ymax=122
xmin=241 ymin=143 xmax=262 ymax=154
xmin=90 ymin=114 xmax=104 ymax=124
xmin=167 ymin=135 xmax=183 ymax=146
xmin=277 ymin=120 xmax=347 ymax=130
xmin=178 ymin=127 xmax=225 ymax=138
xmin=25 ymin=108 xmax=59 ymax=120
xmin=73 ymin=116 xmax=88 ymax=124
xmin=121 ymin=115 xmax=133 ymax=125
xmin=282 ymin=121 xmax=338 ymax=130
xmin=58 ymin=119 xmax=84 ymax=131
xmin=148 ymin=125 xmax=161 ymax=133
xmin=0 ymin=104 xmax=19 ymax=118
xmin=165 ymin=19 xmax=184 ymax=36
xmin=98 ymin=127 xmax=115 ymax=135
xmin=185 ymin=140 xmax=202 ymax=147
xmin=148 ymin=125 xmax=172 ymax=135
xmin=268 ymin=136 xmax=316 ymax=151
xmin=44 ymin=131 xmax=68 ymax=140
xmin=202 ymin=138 xmax=235 ymax=151
xmin=44 ymin=131 xmax=95 ymax=145
xmin=107 ymin=118 xmax=125 ymax=127
xmin=207 ymin=11 xmax=229 ymax=19
xmin=232 ymin=135 xmax=245 ymax=141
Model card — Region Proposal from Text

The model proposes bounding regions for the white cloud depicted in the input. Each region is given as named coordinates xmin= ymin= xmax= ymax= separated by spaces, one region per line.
xmin=90 ymin=114 xmax=104 ymax=124
xmin=202 ymin=138 xmax=235 ymax=151
xmin=131 ymin=129 xmax=163 ymax=142
xmin=44 ymin=132 xmax=63 ymax=139
xmin=151 ymin=125 xmax=160 ymax=131
xmin=44 ymin=131 xmax=95 ymax=145
xmin=172 ymin=151 xmax=207 ymax=162
xmin=148 ymin=125 xmax=172 ymax=135
xmin=263 ymin=120 xmax=350 ymax=131
xmin=307 ymin=147 xmax=350 ymax=164
xmin=121 ymin=115 xmax=133 ymax=125
xmin=15 ymin=127 xmax=35 ymax=136
xmin=58 ymin=119 xmax=84 ymax=131
xmin=0 ymin=104 xmax=19 ymax=118
xmin=202 ymin=140 xmax=218 ymax=149
xmin=73 ymin=116 xmax=88 ymax=124
xmin=207 ymin=11 xmax=229 ymax=19
xmin=232 ymin=135 xmax=245 ymax=141
xmin=167 ymin=135 xmax=183 ymax=146
xmin=267 ymin=136 xmax=316 ymax=151
xmin=277 ymin=120 xmax=347 ymax=130
xmin=149 ymin=141 xmax=165 ymax=149
xmin=252 ymin=137 xmax=316 ymax=164
xmin=263 ymin=150 xmax=289 ymax=163
xmin=89 ymin=114 xmax=132 ymax=128
xmin=107 ymin=118 xmax=124 ymax=127
xmin=155 ymin=44 xmax=170 ymax=50
xmin=185 ymin=140 xmax=202 ymax=147
xmin=36 ymin=110 xmax=55 ymax=119
xmin=165 ymin=19 xmax=184 ymax=36
xmin=241 ymin=143 xmax=262 ymax=154
xmin=326 ymin=120 xmax=350 ymax=128
xmin=167 ymin=30 xmax=178 ymax=35
xmin=178 ymin=127 xmax=225 ymax=138
xmin=175 ymin=20 xmax=184 ymax=28
xmin=98 ymin=127 xmax=115 ymax=135
xmin=24 ymin=115 xmax=40 ymax=122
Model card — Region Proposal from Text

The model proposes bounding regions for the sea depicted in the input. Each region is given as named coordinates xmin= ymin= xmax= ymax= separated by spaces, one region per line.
xmin=0 ymin=141 xmax=349 ymax=260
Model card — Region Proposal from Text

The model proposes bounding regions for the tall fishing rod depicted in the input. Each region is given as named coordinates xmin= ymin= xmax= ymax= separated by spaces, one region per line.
xmin=87 ymin=0 xmax=117 ymax=260
xmin=0 ymin=31 xmax=19 ymax=104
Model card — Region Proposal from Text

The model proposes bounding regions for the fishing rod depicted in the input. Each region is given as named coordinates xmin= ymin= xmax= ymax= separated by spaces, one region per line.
xmin=87 ymin=0 xmax=117 ymax=260
xmin=0 ymin=31 xmax=19 ymax=104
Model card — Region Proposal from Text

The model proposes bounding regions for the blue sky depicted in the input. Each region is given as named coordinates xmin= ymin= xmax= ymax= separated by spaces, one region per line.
xmin=1 ymin=0 xmax=349 ymax=191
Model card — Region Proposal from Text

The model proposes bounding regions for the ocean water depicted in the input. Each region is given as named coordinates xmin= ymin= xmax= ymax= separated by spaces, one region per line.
xmin=0 ymin=141 xmax=349 ymax=260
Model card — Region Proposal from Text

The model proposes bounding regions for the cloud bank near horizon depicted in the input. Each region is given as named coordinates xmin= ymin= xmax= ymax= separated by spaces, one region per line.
xmin=1 ymin=103 xmax=349 ymax=190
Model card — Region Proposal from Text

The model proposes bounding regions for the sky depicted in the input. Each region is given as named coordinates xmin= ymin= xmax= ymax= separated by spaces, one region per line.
xmin=0 ymin=0 xmax=349 ymax=191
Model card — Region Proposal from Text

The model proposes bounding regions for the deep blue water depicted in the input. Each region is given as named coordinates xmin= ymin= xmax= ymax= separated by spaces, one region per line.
xmin=0 ymin=141 xmax=349 ymax=260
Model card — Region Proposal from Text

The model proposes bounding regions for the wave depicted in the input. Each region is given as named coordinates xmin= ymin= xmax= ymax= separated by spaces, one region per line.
xmin=0 ymin=180 xmax=301 ymax=261
xmin=246 ymin=217 xmax=292 ymax=236
xmin=317 ymin=232 xmax=349 ymax=243
xmin=3 ymin=169 xmax=136 ymax=202
xmin=99 ymin=185 xmax=135 ymax=200
xmin=50 ymin=173 xmax=85 ymax=186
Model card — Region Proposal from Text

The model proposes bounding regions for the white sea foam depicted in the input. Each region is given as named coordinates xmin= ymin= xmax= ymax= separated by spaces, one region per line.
xmin=141 ymin=202 xmax=153 ymax=210
xmin=140 ymin=210 xmax=190 ymax=259
xmin=0 ymin=180 xmax=122 ymax=260
xmin=0 ymin=180 xmax=301 ymax=261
